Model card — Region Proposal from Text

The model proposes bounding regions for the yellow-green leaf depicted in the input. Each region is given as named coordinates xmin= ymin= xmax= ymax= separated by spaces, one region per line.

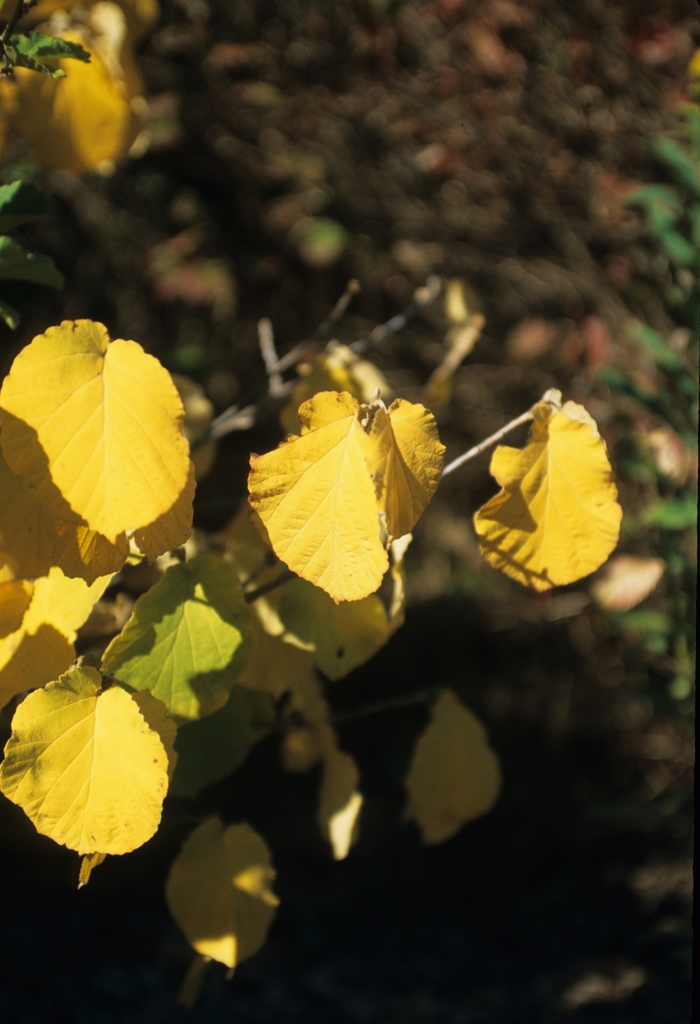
xmin=165 ymin=818 xmax=279 ymax=969
xmin=0 ymin=566 xmax=111 ymax=710
xmin=249 ymin=391 xmax=387 ymax=602
xmin=473 ymin=398 xmax=622 ymax=591
xmin=366 ymin=398 xmax=445 ymax=543
xmin=0 ymin=446 xmax=58 ymax=579
xmin=405 ymin=689 xmax=501 ymax=845
xmin=170 ymin=686 xmax=252 ymax=799
xmin=0 ymin=666 xmax=169 ymax=854
xmin=102 ymin=554 xmax=251 ymax=723
xmin=0 ymin=320 xmax=192 ymax=544
xmin=279 ymin=578 xmax=391 ymax=681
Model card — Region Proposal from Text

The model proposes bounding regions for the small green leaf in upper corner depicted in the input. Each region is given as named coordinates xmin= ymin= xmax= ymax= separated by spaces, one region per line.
xmin=0 ymin=237 xmax=64 ymax=288
xmin=0 ymin=297 xmax=20 ymax=329
xmin=9 ymin=31 xmax=91 ymax=65
xmin=0 ymin=181 xmax=51 ymax=234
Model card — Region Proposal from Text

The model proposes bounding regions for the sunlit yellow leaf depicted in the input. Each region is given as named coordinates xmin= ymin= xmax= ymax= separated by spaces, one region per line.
xmin=280 ymin=344 xmax=389 ymax=435
xmin=166 ymin=818 xmax=279 ymax=969
xmin=0 ymin=665 xmax=169 ymax=854
xmin=405 ymin=689 xmax=501 ymax=845
xmin=8 ymin=6 xmax=144 ymax=175
xmin=130 ymin=688 xmax=178 ymax=782
xmin=249 ymin=391 xmax=388 ymax=602
xmin=132 ymin=462 xmax=196 ymax=562
xmin=53 ymin=522 xmax=129 ymax=584
xmin=0 ymin=320 xmax=192 ymax=544
xmin=0 ymin=447 xmax=58 ymax=580
xmin=473 ymin=398 xmax=622 ymax=591
xmin=366 ymin=399 xmax=444 ymax=543
xmin=0 ymin=567 xmax=111 ymax=710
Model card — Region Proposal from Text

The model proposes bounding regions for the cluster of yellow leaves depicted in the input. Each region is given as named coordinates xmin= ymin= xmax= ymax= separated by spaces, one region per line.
xmin=474 ymin=393 xmax=622 ymax=591
xmin=249 ymin=391 xmax=445 ymax=602
xmin=0 ymin=320 xmax=194 ymax=585
xmin=0 ymin=0 xmax=156 ymax=174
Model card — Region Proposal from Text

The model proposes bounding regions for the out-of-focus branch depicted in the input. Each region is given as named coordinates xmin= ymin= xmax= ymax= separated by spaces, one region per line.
xmin=350 ymin=274 xmax=442 ymax=354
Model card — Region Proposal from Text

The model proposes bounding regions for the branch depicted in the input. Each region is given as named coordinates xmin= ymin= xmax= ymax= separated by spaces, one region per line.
xmin=257 ymin=317 xmax=284 ymax=395
xmin=441 ymin=408 xmax=535 ymax=478
xmin=350 ymin=275 xmax=442 ymax=355
xmin=328 ymin=687 xmax=441 ymax=726
xmin=243 ymin=567 xmax=296 ymax=603
xmin=272 ymin=277 xmax=361 ymax=374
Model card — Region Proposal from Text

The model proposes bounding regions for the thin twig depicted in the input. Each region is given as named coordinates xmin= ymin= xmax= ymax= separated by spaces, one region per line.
xmin=328 ymin=687 xmax=441 ymax=725
xmin=272 ymin=278 xmax=361 ymax=374
xmin=243 ymin=567 xmax=296 ymax=603
xmin=240 ymin=548 xmax=278 ymax=587
xmin=258 ymin=318 xmax=284 ymax=394
xmin=202 ymin=379 xmax=295 ymax=444
xmin=441 ymin=408 xmax=535 ymax=478
xmin=350 ymin=275 xmax=442 ymax=355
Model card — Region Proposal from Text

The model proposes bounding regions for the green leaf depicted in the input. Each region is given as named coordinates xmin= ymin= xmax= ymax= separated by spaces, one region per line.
xmin=0 ymin=237 xmax=63 ymax=288
xmin=4 ymin=32 xmax=91 ymax=79
xmin=0 ymin=297 xmax=20 ymax=329
xmin=660 ymin=230 xmax=698 ymax=269
xmin=632 ymin=323 xmax=690 ymax=376
xmin=10 ymin=32 xmax=91 ymax=63
xmin=650 ymin=136 xmax=700 ymax=198
xmin=102 ymin=555 xmax=252 ymax=724
xmin=641 ymin=494 xmax=697 ymax=531
xmin=0 ymin=181 xmax=51 ymax=233
xmin=170 ymin=686 xmax=252 ymax=799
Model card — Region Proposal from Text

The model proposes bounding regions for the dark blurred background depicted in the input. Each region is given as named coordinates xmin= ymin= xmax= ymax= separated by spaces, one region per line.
xmin=0 ymin=0 xmax=696 ymax=1020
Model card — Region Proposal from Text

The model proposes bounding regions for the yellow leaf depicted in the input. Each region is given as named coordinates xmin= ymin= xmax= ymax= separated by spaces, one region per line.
xmin=0 ymin=666 xmax=169 ymax=854
xmin=166 ymin=818 xmax=279 ymax=970
xmin=317 ymin=736 xmax=362 ymax=861
xmin=405 ymin=689 xmax=501 ymax=845
xmin=279 ymin=578 xmax=391 ymax=681
xmin=0 ymin=567 xmax=111 ymax=710
xmin=132 ymin=462 xmax=196 ymax=562
xmin=366 ymin=399 xmax=445 ymax=543
xmin=130 ymin=689 xmax=178 ymax=782
xmin=0 ymin=579 xmax=32 ymax=638
xmin=53 ymin=522 xmax=129 ymax=584
xmin=8 ymin=7 xmax=143 ymax=175
xmin=280 ymin=724 xmax=323 ymax=773
xmin=0 ymin=447 xmax=58 ymax=580
xmin=238 ymin=614 xmax=316 ymax=699
xmin=280 ymin=344 xmax=390 ymax=435
xmin=248 ymin=391 xmax=388 ymax=602
xmin=78 ymin=851 xmax=107 ymax=888
xmin=473 ymin=399 xmax=622 ymax=591
xmin=0 ymin=320 xmax=192 ymax=544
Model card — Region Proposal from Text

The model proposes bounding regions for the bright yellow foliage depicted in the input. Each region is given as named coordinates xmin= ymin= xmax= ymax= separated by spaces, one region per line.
xmin=405 ymin=689 xmax=501 ymax=845
xmin=7 ymin=4 xmax=145 ymax=175
xmin=0 ymin=666 xmax=170 ymax=855
xmin=53 ymin=523 xmax=130 ymax=584
xmin=166 ymin=818 xmax=279 ymax=970
xmin=0 ymin=566 xmax=111 ymax=710
xmin=0 ymin=320 xmax=192 ymax=545
xmin=248 ymin=391 xmax=443 ymax=602
xmin=474 ymin=397 xmax=622 ymax=591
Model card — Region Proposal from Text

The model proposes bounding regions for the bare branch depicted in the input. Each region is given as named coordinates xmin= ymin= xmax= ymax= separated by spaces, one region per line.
xmin=272 ymin=277 xmax=361 ymax=374
xmin=243 ymin=567 xmax=296 ymax=603
xmin=258 ymin=317 xmax=284 ymax=395
xmin=351 ymin=275 xmax=442 ymax=355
